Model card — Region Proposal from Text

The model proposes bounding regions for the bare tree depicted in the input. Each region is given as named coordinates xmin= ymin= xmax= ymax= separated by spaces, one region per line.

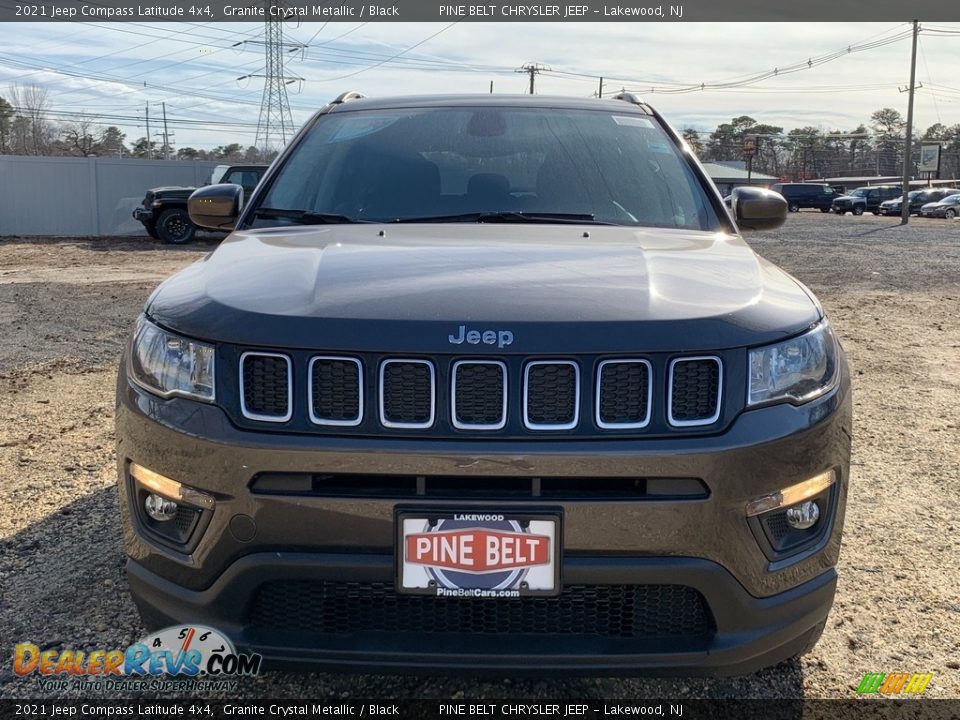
xmin=0 ymin=96 xmax=13 ymax=154
xmin=8 ymin=83 xmax=54 ymax=155
xmin=61 ymin=114 xmax=99 ymax=157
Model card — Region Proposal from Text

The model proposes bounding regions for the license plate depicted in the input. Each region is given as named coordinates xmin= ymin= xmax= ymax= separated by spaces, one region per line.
xmin=396 ymin=511 xmax=560 ymax=597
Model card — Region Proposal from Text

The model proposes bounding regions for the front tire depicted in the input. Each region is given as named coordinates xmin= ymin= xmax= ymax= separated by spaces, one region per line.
xmin=820 ymin=207 xmax=831 ymax=213
xmin=852 ymin=206 xmax=864 ymax=216
xmin=156 ymin=208 xmax=196 ymax=245
xmin=788 ymin=202 xmax=800 ymax=213
xmin=945 ymin=209 xmax=956 ymax=220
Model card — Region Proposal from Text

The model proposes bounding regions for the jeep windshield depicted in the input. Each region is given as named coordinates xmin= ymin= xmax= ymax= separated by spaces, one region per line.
xmin=249 ymin=105 xmax=722 ymax=231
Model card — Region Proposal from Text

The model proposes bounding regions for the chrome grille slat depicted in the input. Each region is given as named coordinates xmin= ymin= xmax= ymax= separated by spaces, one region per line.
xmin=451 ymin=360 xmax=507 ymax=430
xmin=668 ymin=356 xmax=722 ymax=427
xmin=240 ymin=351 xmax=293 ymax=423
xmin=523 ymin=361 xmax=580 ymax=431
xmin=379 ymin=359 xmax=436 ymax=429
xmin=308 ymin=356 xmax=363 ymax=427
xmin=596 ymin=359 xmax=652 ymax=429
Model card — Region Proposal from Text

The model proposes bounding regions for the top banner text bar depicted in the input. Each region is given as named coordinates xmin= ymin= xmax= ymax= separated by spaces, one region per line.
xmin=2 ymin=0 xmax=959 ymax=22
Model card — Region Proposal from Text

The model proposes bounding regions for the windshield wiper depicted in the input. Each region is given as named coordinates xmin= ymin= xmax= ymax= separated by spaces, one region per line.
xmin=390 ymin=211 xmax=613 ymax=225
xmin=253 ymin=208 xmax=366 ymax=224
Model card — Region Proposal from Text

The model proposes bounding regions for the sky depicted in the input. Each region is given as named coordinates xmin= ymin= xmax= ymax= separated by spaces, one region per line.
xmin=0 ymin=21 xmax=958 ymax=150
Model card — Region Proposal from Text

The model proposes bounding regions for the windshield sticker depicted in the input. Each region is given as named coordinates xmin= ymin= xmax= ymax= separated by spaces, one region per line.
xmin=328 ymin=115 xmax=402 ymax=142
xmin=612 ymin=115 xmax=654 ymax=128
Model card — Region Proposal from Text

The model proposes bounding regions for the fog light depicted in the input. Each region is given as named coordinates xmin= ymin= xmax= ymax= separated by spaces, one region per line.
xmin=144 ymin=493 xmax=178 ymax=522
xmin=786 ymin=500 xmax=820 ymax=530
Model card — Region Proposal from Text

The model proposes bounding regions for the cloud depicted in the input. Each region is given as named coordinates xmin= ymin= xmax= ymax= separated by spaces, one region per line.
xmin=1 ymin=21 xmax=957 ymax=148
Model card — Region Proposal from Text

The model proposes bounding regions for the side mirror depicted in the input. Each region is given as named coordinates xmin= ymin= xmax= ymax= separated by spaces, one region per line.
xmin=188 ymin=183 xmax=243 ymax=231
xmin=730 ymin=186 xmax=787 ymax=231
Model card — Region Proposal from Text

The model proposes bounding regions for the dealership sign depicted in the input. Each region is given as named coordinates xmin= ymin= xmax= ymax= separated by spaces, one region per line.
xmin=919 ymin=144 xmax=942 ymax=173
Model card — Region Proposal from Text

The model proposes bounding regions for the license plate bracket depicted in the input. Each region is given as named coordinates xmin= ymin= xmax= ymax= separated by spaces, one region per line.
xmin=395 ymin=510 xmax=561 ymax=597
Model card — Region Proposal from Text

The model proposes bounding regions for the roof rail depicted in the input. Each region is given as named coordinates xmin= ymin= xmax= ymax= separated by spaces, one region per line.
xmin=331 ymin=91 xmax=366 ymax=104
xmin=611 ymin=91 xmax=643 ymax=105
xmin=610 ymin=91 xmax=654 ymax=115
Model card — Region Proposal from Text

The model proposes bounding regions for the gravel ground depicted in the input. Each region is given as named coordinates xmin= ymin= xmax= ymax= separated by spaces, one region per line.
xmin=1 ymin=212 xmax=958 ymax=700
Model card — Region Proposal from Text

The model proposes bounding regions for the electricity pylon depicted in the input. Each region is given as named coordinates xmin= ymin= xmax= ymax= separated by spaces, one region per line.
xmin=236 ymin=3 xmax=304 ymax=158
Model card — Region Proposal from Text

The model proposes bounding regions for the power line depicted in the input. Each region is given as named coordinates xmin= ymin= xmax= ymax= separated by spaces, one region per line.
xmin=309 ymin=22 xmax=458 ymax=83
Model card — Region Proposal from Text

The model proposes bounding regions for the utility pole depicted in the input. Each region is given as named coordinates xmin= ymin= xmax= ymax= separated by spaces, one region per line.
xmin=145 ymin=102 xmax=152 ymax=160
xmin=161 ymin=101 xmax=170 ymax=160
xmin=900 ymin=19 xmax=920 ymax=225
xmin=489 ymin=80 xmax=493 ymax=94
xmin=516 ymin=63 xmax=550 ymax=95
xmin=598 ymin=76 xmax=603 ymax=98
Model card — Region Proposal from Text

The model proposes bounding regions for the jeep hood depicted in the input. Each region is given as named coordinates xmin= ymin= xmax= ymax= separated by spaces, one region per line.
xmin=146 ymin=224 xmax=821 ymax=353
xmin=148 ymin=186 xmax=196 ymax=195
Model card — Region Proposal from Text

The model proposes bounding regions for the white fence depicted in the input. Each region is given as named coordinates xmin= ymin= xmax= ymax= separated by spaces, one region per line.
xmin=0 ymin=156 xmax=221 ymax=236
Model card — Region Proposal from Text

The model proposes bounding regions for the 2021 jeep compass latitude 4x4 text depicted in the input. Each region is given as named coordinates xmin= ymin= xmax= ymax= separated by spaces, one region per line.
xmin=116 ymin=92 xmax=851 ymax=676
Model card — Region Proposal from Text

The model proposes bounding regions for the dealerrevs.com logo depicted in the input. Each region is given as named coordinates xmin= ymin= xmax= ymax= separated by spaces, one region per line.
xmin=14 ymin=625 xmax=261 ymax=678
xmin=857 ymin=672 xmax=934 ymax=696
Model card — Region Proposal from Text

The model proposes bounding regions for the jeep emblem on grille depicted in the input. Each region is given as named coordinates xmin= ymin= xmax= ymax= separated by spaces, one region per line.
xmin=448 ymin=325 xmax=514 ymax=349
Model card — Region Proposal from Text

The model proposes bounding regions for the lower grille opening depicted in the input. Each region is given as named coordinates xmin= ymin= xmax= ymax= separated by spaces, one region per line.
xmin=250 ymin=473 xmax=709 ymax=500
xmin=247 ymin=581 xmax=714 ymax=649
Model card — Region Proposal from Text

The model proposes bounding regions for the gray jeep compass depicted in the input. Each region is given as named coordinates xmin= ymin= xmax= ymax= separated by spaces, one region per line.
xmin=116 ymin=92 xmax=851 ymax=676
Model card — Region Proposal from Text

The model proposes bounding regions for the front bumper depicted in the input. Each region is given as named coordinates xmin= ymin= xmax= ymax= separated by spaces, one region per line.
xmin=126 ymin=552 xmax=836 ymax=676
xmin=132 ymin=207 xmax=154 ymax=222
xmin=116 ymin=362 xmax=851 ymax=675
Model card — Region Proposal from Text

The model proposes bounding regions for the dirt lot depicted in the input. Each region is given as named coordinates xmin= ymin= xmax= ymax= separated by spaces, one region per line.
xmin=1 ymin=213 xmax=958 ymax=700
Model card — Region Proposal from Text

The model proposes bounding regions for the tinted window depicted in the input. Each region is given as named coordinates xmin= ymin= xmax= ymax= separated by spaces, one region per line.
xmin=223 ymin=170 xmax=260 ymax=194
xmin=255 ymin=106 xmax=721 ymax=230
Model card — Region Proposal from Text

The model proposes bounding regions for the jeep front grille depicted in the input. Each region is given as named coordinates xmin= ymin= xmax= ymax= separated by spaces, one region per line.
xmin=452 ymin=360 xmax=507 ymax=430
xmin=309 ymin=357 xmax=363 ymax=426
xmin=379 ymin=359 xmax=435 ymax=429
xmin=235 ymin=353 xmax=725 ymax=434
xmin=240 ymin=352 xmax=292 ymax=422
xmin=668 ymin=357 xmax=722 ymax=426
xmin=523 ymin=361 xmax=579 ymax=430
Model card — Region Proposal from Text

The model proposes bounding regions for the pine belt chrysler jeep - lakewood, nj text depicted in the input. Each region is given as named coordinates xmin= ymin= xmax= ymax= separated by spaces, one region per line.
xmin=116 ymin=92 xmax=852 ymax=676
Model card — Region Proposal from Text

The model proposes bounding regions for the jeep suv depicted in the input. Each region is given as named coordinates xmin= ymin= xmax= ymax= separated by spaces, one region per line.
xmin=133 ymin=164 xmax=267 ymax=244
xmin=770 ymin=182 xmax=836 ymax=213
xmin=116 ymin=93 xmax=851 ymax=676
xmin=831 ymin=185 xmax=901 ymax=215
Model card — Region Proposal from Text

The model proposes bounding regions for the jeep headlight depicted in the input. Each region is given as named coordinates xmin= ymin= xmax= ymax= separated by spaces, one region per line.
xmin=128 ymin=316 xmax=215 ymax=402
xmin=748 ymin=321 xmax=839 ymax=406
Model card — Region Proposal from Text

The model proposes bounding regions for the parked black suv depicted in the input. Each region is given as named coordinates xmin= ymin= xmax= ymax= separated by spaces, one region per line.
xmin=831 ymin=185 xmax=901 ymax=215
xmin=116 ymin=93 xmax=851 ymax=676
xmin=770 ymin=182 xmax=837 ymax=213
xmin=133 ymin=164 xmax=267 ymax=243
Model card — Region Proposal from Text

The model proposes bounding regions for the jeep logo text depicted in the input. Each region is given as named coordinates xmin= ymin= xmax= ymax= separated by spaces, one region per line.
xmin=448 ymin=325 xmax=514 ymax=349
